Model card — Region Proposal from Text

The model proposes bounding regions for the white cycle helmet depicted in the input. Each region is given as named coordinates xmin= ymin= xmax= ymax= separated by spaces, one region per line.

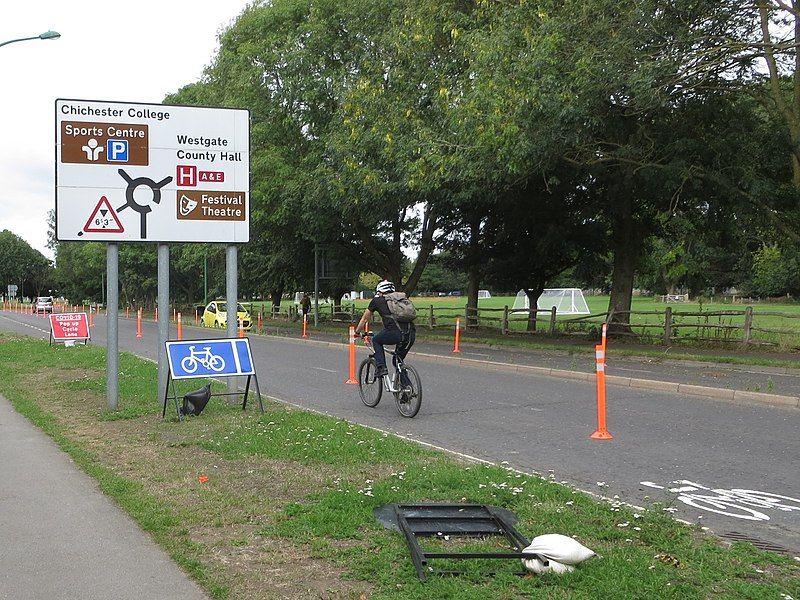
xmin=376 ymin=280 xmax=396 ymax=294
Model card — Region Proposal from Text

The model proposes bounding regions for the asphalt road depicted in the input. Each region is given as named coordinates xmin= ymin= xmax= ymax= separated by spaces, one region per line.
xmin=2 ymin=310 xmax=799 ymax=556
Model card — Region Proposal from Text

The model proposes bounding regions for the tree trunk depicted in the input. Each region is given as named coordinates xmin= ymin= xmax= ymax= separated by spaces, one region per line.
xmin=525 ymin=286 xmax=543 ymax=332
xmin=333 ymin=286 xmax=349 ymax=312
xmin=608 ymin=248 xmax=636 ymax=331
xmin=465 ymin=217 xmax=481 ymax=329
xmin=466 ymin=268 xmax=479 ymax=329
xmin=270 ymin=289 xmax=282 ymax=309
xmin=607 ymin=195 xmax=641 ymax=331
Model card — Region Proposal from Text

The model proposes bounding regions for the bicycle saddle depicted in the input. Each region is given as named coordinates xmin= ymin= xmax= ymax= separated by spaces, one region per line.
xmin=182 ymin=384 xmax=212 ymax=416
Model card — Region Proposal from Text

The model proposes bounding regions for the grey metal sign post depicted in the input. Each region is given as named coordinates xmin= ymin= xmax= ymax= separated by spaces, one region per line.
xmin=157 ymin=244 xmax=170 ymax=404
xmin=226 ymin=245 xmax=238 ymax=400
xmin=106 ymin=243 xmax=119 ymax=410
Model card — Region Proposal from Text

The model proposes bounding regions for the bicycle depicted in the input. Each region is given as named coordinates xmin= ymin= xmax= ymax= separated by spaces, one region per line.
xmin=180 ymin=345 xmax=226 ymax=374
xmin=358 ymin=333 xmax=422 ymax=417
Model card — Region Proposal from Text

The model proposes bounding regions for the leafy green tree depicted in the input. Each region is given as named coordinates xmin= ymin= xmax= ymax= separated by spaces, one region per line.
xmin=0 ymin=230 xmax=53 ymax=299
xmin=416 ymin=253 xmax=468 ymax=294
xmin=749 ymin=244 xmax=798 ymax=297
xmin=483 ymin=175 xmax=604 ymax=331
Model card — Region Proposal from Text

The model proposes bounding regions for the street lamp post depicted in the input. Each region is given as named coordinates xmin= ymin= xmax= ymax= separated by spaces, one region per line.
xmin=0 ymin=31 xmax=61 ymax=49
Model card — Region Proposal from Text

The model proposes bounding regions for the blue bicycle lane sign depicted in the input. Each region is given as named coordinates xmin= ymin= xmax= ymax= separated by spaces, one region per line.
xmin=166 ymin=338 xmax=255 ymax=379
xmin=163 ymin=338 xmax=263 ymax=419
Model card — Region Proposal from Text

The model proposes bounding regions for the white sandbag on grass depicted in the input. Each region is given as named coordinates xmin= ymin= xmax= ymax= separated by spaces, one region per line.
xmin=522 ymin=534 xmax=595 ymax=574
xmin=522 ymin=556 xmax=575 ymax=574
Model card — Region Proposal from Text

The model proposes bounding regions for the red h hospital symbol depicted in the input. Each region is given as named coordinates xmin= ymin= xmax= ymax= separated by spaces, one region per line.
xmin=176 ymin=165 xmax=197 ymax=187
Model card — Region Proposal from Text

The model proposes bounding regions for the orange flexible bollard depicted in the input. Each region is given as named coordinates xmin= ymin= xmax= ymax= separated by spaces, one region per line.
xmin=89 ymin=309 xmax=94 ymax=328
xmin=302 ymin=314 xmax=308 ymax=338
xmin=257 ymin=311 xmax=263 ymax=333
xmin=126 ymin=306 xmax=130 ymax=319
xmin=154 ymin=307 xmax=158 ymax=322
xmin=173 ymin=308 xmax=177 ymax=323
xmin=238 ymin=318 xmax=245 ymax=338
xmin=136 ymin=308 xmax=143 ymax=339
xmin=591 ymin=323 xmax=613 ymax=440
xmin=177 ymin=312 xmax=183 ymax=341
xmin=453 ymin=317 xmax=461 ymax=353
xmin=346 ymin=326 xmax=358 ymax=384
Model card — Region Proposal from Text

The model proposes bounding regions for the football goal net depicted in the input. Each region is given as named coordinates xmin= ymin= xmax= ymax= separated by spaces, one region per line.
xmin=512 ymin=288 xmax=591 ymax=315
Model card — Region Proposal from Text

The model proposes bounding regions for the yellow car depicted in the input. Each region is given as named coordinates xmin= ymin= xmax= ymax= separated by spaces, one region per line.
xmin=201 ymin=300 xmax=252 ymax=330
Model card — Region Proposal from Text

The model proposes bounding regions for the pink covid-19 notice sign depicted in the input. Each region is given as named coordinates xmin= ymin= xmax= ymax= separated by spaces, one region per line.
xmin=49 ymin=312 xmax=90 ymax=341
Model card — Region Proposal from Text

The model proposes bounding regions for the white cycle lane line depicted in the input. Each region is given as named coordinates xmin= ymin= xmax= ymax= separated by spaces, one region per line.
xmin=641 ymin=480 xmax=800 ymax=522
xmin=0 ymin=314 xmax=51 ymax=337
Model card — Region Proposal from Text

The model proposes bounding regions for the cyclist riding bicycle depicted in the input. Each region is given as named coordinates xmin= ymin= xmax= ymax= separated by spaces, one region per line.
xmin=355 ymin=280 xmax=416 ymax=379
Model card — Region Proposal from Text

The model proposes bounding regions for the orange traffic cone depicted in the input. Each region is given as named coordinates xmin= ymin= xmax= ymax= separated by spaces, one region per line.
xmin=453 ymin=317 xmax=461 ymax=353
xmin=346 ymin=326 xmax=358 ymax=384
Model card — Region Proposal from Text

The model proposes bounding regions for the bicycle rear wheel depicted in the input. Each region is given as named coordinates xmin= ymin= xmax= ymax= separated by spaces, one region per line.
xmin=395 ymin=364 xmax=422 ymax=418
xmin=358 ymin=357 xmax=383 ymax=407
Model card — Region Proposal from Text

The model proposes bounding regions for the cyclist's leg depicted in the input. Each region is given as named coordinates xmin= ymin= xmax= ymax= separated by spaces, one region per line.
xmin=395 ymin=326 xmax=415 ymax=359
xmin=396 ymin=326 xmax=416 ymax=386
xmin=373 ymin=328 xmax=401 ymax=372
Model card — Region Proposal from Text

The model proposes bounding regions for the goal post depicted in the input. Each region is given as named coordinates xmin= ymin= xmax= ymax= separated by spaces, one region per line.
xmin=512 ymin=288 xmax=590 ymax=315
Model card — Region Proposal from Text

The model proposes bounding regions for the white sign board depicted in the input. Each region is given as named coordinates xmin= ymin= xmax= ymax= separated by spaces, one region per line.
xmin=55 ymin=99 xmax=250 ymax=243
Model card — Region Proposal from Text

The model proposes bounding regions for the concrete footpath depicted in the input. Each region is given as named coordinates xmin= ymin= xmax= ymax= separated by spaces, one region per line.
xmin=0 ymin=394 xmax=207 ymax=600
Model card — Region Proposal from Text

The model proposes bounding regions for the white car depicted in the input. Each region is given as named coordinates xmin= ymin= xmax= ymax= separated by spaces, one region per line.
xmin=35 ymin=296 xmax=54 ymax=313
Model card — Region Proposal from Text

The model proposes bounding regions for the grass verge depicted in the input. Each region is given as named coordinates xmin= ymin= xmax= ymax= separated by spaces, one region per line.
xmin=0 ymin=333 xmax=798 ymax=599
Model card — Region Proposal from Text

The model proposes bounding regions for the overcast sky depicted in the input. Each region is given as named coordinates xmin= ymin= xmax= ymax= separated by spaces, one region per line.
xmin=1 ymin=1 xmax=252 ymax=260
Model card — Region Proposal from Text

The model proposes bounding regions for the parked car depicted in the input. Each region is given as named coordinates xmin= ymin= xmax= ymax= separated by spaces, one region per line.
xmin=201 ymin=300 xmax=252 ymax=330
xmin=35 ymin=296 xmax=54 ymax=313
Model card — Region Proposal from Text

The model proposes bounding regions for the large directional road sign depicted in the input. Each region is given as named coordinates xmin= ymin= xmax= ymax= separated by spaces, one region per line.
xmin=55 ymin=99 xmax=249 ymax=243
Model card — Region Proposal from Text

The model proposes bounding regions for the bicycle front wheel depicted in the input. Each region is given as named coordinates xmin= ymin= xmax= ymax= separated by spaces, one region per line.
xmin=396 ymin=364 xmax=422 ymax=418
xmin=358 ymin=357 xmax=383 ymax=408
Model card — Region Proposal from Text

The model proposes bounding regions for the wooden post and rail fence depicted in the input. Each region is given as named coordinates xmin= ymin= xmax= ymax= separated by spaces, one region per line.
xmin=312 ymin=302 xmax=800 ymax=348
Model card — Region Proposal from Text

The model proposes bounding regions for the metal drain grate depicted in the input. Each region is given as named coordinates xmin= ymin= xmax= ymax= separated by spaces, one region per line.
xmin=721 ymin=531 xmax=797 ymax=556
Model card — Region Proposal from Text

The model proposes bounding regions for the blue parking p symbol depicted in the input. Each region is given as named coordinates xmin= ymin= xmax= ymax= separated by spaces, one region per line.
xmin=107 ymin=140 xmax=129 ymax=162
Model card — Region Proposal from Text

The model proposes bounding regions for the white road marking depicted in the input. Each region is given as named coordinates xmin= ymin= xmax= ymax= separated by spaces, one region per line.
xmin=0 ymin=315 xmax=49 ymax=335
xmin=311 ymin=367 xmax=337 ymax=373
xmin=640 ymin=479 xmax=800 ymax=521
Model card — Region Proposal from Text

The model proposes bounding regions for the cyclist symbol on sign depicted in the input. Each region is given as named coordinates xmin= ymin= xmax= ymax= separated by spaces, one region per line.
xmin=180 ymin=346 xmax=226 ymax=374
xmin=116 ymin=168 xmax=173 ymax=239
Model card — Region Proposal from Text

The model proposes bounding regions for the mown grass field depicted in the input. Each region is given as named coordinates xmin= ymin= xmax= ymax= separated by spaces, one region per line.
xmin=257 ymin=294 xmax=800 ymax=349
xmin=0 ymin=333 xmax=798 ymax=599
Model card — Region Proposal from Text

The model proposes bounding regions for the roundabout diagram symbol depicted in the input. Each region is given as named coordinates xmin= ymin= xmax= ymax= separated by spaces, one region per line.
xmin=116 ymin=168 xmax=173 ymax=239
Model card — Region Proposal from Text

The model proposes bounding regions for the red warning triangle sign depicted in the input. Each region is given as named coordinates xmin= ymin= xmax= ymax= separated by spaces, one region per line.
xmin=83 ymin=196 xmax=124 ymax=233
